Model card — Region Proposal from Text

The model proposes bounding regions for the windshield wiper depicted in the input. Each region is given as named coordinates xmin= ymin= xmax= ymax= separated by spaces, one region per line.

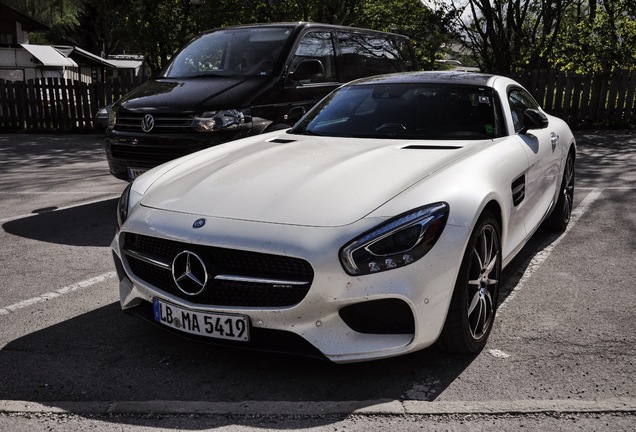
xmin=300 ymin=130 xmax=323 ymax=136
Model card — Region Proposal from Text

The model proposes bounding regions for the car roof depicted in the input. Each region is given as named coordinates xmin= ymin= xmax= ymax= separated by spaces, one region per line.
xmin=351 ymin=71 xmax=497 ymax=87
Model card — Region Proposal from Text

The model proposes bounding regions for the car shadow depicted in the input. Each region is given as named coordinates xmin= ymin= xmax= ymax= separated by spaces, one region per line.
xmin=0 ymin=229 xmax=560 ymax=430
xmin=2 ymin=198 xmax=118 ymax=247
xmin=0 ymin=175 xmax=593 ymax=430
xmin=0 ymin=300 xmax=478 ymax=429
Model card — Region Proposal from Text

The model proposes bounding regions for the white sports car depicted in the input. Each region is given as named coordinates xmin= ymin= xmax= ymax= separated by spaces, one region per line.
xmin=112 ymin=71 xmax=575 ymax=363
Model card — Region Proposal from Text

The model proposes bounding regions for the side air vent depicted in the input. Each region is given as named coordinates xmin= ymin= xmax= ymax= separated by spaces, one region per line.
xmin=511 ymin=175 xmax=526 ymax=207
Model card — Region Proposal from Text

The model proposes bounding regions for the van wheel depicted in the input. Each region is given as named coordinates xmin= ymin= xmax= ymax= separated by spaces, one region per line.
xmin=437 ymin=211 xmax=501 ymax=353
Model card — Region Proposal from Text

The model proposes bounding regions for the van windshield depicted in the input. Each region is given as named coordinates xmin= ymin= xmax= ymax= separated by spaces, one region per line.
xmin=162 ymin=27 xmax=294 ymax=78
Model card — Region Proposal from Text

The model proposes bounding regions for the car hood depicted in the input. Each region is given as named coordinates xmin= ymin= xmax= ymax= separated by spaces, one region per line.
xmin=116 ymin=77 xmax=268 ymax=112
xmin=139 ymin=134 xmax=486 ymax=227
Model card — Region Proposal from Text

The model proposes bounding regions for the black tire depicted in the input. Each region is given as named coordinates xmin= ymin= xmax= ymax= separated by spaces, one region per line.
xmin=438 ymin=211 xmax=502 ymax=353
xmin=546 ymin=151 xmax=575 ymax=231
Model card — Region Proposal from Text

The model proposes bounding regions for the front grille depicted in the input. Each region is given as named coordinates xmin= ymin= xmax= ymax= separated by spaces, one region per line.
xmin=109 ymin=142 xmax=196 ymax=163
xmin=123 ymin=233 xmax=314 ymax=307
xmin=115 ymin=113 xmax=194 ymax=133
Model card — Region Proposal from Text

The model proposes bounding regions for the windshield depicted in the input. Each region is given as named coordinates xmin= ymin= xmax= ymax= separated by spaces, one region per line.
xmin=291 ymin=83 xmax=504 ymax=140
xmin=162 ymin=27 xmax=294 ymax=78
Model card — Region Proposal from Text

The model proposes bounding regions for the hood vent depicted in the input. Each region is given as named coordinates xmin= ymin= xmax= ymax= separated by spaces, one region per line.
xmin=402 ymin=145 xmax=461 ymax=150
xmin=268 ymin=138 xmax=297 ymax=144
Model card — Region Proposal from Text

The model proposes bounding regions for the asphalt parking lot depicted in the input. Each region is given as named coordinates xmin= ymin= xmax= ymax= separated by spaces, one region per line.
xmin=0 ymin=131 xmax=635 ymax=431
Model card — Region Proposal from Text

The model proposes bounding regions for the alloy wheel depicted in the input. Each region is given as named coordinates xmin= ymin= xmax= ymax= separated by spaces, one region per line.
xmin=466 ymin=224 xmax=500 ymax=341
xmin=561 ymin=155 xmax=575 ymax=225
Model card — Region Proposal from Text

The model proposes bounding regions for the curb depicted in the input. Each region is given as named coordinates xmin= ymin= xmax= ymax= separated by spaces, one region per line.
xmin=2 ymin=398 xmax=636 ymax=416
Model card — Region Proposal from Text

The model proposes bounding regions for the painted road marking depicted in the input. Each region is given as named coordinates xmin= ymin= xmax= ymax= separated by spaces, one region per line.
xmin=0 ymin=272 xmax=116 ymax=316
xmin=497 ymin=187 xmax=603 ymax=313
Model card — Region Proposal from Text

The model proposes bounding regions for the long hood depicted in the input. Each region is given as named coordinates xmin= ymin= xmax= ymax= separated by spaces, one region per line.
xmin=117 ymin=77 xmax=267 ymax=112
xmin=139 ymin=134 xmax=485 ymax=227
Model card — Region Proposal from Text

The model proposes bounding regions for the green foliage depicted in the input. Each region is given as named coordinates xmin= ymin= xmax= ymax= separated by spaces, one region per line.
xmin=352 ymin=0 xmax=459 ymax=70
xmin=549 ymin=1 xmax=636 ymax=72
xmin=12 ymin=0 xmax=636 ymax=75
xmin=454 ymin=0 xmax=636 ymax=74
xmin=16 ymin=0 xmax=457 ymax=74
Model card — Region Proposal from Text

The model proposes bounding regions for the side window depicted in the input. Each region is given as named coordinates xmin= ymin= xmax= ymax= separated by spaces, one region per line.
xmin=338 ymin=32 xmax=411 ymax=82
xmin=289 ymin=31 xmax=336 ymax=84
xmin=508 ymin=88 xmax=539 ymax=133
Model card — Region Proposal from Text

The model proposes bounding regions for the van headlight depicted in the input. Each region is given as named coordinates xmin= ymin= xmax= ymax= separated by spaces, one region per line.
xmin=191 ymin=109 xmax=252 ymax=132
xmin=340 ymin=203 xmax=449 ymax=275
xmin=108 ymin=107 xmax=117 ymax=128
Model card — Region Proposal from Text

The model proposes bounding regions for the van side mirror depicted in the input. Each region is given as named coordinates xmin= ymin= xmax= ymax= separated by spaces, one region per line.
xmin=285 ymin=106 xmax=306 ymax=123
xmin=521 ymin=108 xmax=549 ymax=134
xmin=289 ymin=59 xmax=325 ymax=82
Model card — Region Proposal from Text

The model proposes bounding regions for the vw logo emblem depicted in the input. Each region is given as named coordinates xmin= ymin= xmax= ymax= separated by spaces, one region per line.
xmin=141 ymin=114 xmax=155 ymax=133
xmin=172 ymin=250 xmax=208 ymax=296
xmin=193 ymin=218 xmax=206 ymax=228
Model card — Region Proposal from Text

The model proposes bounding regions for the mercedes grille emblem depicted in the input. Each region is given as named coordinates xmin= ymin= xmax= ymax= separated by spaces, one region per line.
xmin=172 ymin=250 xmax=208 ymax=296
xmin=141 ymin=114 xmax=155 ymax=133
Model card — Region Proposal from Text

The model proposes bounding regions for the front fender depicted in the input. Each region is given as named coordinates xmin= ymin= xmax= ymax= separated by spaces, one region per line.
xmin=369 ymin=137 xmax=530 ymax=261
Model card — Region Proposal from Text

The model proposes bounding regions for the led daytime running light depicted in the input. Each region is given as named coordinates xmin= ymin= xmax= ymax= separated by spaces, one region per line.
xmin=340 ymin=202 xmax=449 ymax=275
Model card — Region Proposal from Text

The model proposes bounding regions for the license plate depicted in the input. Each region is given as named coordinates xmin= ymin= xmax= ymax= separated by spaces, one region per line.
xmin=153 ymin=298 xmax=250 ymax=342
xmin=127 ymin=167 xmax=147 ymax=180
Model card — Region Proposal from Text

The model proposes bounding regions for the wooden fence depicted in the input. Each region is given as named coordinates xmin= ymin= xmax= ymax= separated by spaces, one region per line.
xmin=0 ymin=77 xmax=144 ymax=132
xmin=0 ymin=71 xmax=635 ymax=132
xmin=513 ymin=69 xmax=636 ymax=128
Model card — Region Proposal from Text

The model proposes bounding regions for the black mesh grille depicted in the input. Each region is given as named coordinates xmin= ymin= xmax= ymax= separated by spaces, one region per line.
xmin=109 ymin=143 xmax=195 ymax=164
xmin=339 ymin=299 xmax=415 ymax=334
xmin=124 ymin=233 xmax=314 ymax=307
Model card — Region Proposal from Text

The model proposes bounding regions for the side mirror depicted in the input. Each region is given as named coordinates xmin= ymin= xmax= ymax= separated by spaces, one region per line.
xmin=289 ymin=59 xmax=325 ymax=82
xmin=285 ymin=106 xmax=306 ymax=123
xmin=521 ymin=108 xmax=549 ymax=133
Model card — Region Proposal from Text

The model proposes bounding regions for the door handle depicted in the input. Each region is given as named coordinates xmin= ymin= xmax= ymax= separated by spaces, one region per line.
xmin=550 ymin=132 xmax=559 ymax=147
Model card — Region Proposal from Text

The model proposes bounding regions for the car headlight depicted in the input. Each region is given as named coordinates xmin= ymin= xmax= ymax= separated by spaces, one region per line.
xmin=340 ymin=202 xmax=449 ymax=275
xmin=191 ymin=109 xmax=252 ymax=132
xmin=117 ymin=183 xmax=133 ymax=228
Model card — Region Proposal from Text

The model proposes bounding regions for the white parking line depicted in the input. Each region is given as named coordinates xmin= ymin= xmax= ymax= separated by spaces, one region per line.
xmin=0 ymin=272 xmax=116 ymax=316
xmin=498 ymin=187 xmax=603 ymax=313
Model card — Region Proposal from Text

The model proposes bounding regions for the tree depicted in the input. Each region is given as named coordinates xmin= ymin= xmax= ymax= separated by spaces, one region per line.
xmin=450 ymin=0 xmax=572 ymax=74
xmin=25 ymin=0 xmax=458 ymax=74
xmin=549 ymin=0 xmax=636 ymax=72
xmin=451 ymin=0 xmax=636 ymax=74
xmin=353 ymin=0 xmax=460 ymax=70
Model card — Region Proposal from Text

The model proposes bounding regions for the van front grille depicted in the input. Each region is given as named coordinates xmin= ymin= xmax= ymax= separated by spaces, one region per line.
xmin=115 ymin=113 xmax=194 ymax=133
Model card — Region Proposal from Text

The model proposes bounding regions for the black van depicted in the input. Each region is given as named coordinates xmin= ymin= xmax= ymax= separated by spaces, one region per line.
xmin=105 ymin=22 xmax=417 ymax=180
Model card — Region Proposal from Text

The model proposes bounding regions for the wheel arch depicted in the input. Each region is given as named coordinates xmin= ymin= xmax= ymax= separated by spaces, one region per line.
xmin=482 ymin=199 xmax=503 ymax=231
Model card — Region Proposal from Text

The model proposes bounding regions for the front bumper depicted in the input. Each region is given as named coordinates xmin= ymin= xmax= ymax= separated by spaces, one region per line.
xmin=111 ymin=207 xmax=469 ymax=363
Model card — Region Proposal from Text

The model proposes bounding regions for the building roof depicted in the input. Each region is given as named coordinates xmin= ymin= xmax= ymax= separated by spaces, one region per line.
xmin=54 ymin=45 xmax=119 ymax=68
xmin=21 ymin=44 xmax=77 ymax=67
xmin=106 ymin=58 xmax=143 ymax=69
